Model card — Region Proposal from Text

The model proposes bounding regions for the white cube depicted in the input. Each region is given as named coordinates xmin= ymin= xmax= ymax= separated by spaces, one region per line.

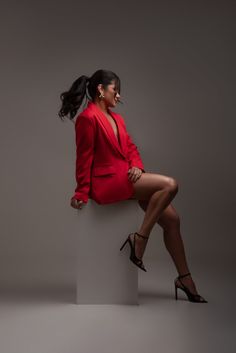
xmin=74 ymin=199 xmax=140 ymax=304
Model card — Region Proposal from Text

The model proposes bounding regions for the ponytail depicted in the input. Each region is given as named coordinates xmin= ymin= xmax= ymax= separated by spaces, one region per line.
xmin=58 ymin=75 xmax=90 ymax=121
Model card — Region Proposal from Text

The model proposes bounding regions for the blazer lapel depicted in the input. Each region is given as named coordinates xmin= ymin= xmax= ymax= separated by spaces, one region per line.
xmin=87 ymin=101 xmax=126 ymax=159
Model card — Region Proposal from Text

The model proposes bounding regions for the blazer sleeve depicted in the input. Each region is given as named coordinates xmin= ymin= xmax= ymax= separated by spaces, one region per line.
xmin=71 ymin=115 xmax=95 ymax=203
xmin=126 ymin=131 xmax=145 ymax=172
xmin=117 ymin=114 xmax=145 ymax=172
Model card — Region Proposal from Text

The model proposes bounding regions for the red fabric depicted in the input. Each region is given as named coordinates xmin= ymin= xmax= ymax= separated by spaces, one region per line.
xmin=71 ymin=101 xmax=145 ymax=204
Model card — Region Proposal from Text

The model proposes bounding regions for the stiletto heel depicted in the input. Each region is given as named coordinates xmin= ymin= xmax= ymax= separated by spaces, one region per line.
xmin=120 ymin=238 xmax=129 ymax=251
xmin=120 ymin=232 xmax=149 ymax=272
xmin=174 ymin=272 xmax=208 ymax=303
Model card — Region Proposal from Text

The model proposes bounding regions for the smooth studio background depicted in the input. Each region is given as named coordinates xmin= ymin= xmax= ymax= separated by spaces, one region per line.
xmin=0 ymin=1 xmax=235 ymax=353
xmin=0 ymin=0 xmax=235 ymax=297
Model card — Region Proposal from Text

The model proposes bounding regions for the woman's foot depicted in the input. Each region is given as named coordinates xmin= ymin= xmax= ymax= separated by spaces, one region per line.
xmin=129 ymin=232 xmax=149 ymax=260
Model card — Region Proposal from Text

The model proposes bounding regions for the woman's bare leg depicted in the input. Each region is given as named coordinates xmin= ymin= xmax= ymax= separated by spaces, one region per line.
xmin=138 ymin=200 xmax=199 ymax=295
xmin=129 ymin=172 xmax=179 ymax=260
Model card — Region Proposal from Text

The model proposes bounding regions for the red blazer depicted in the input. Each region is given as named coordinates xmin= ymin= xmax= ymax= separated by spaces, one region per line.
xmin=71 ymin=101 xmax=145 ymax=204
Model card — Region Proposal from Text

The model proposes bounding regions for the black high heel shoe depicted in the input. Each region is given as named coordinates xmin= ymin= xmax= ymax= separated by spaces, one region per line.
xmin=174 ymin=272 xmax=208 ymax=303
xmin=120 ymin=232 xmax=149 ymax=272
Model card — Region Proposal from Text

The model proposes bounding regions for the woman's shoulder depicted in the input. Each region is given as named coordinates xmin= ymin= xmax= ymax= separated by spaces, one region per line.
xmin=75 ymin=108 xmax=96 ymax=125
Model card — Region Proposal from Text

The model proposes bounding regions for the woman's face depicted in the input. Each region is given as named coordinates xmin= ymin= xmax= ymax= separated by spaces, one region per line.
xmin=99 ymin=81 xmax=121 ymax=107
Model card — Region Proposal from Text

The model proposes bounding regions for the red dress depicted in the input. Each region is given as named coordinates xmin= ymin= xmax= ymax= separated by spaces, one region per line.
xmin=71 ymin=101 xmax=145 ymax=204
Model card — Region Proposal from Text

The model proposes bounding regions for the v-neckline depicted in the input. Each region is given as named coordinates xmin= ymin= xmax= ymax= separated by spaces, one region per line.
xmin=87 ymin=101 xmax=122 ymax=150
xmin=104 ymin=111 xmax=121 ymax=146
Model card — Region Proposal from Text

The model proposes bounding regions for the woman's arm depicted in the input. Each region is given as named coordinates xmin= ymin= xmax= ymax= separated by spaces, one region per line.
xmin=71 ymin=115 xmax=95 ymax=203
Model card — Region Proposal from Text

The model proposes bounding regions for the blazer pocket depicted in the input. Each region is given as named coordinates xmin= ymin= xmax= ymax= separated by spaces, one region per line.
xmin=92 ymin=165 xmax=116 ymax=177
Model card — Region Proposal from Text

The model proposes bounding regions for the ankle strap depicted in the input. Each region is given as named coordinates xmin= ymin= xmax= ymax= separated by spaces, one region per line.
xmin=178 ymin=272 xmax=191 ymax=279
xmin=135 ymin=232 xmax=149 ymax=239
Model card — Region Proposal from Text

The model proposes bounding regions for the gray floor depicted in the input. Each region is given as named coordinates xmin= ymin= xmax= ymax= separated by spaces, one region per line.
xmin=0 ymin=257 xmax=235 ymax=353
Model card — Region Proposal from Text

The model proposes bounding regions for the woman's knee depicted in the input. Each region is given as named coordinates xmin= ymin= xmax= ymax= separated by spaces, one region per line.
xmin=166 ymin=177 xmax=179 ymax=195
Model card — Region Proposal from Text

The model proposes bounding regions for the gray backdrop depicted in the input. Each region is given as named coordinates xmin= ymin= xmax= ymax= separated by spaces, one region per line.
xmin=0 ymin=0 xmax=235 ymax=289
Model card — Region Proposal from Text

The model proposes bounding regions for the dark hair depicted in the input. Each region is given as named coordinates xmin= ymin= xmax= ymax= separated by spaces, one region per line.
xmin=58 ymin=69 xmax=122 ymax=121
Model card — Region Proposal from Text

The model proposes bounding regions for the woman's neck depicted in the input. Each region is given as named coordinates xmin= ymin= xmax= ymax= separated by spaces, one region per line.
xmin=93 ymin=99 xmax=109 ymax=115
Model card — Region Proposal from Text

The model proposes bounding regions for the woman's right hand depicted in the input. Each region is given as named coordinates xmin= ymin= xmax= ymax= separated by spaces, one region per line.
xmin=70 ymin=198 xmax=85 ymax=209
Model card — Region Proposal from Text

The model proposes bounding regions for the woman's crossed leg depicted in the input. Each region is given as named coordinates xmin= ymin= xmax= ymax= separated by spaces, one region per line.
xmin=130 ymin=171 xmax=199 ymax=295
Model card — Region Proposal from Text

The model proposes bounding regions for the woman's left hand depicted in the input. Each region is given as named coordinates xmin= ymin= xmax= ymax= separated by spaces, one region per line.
xmin=127 ymin=167 xmax=143 ymax=183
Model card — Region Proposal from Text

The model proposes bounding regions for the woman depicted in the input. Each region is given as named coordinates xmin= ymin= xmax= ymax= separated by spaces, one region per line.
xmin=58 ymin=69 xmax=207 ymax=303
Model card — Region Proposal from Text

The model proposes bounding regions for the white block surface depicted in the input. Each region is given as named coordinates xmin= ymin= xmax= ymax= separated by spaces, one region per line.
xmin=74 ymin=199 xmax=140 ymax=304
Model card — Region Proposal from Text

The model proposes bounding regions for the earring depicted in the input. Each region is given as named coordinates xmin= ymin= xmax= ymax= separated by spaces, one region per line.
xmin=99 ymin=92 xmax=105 ymax=99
